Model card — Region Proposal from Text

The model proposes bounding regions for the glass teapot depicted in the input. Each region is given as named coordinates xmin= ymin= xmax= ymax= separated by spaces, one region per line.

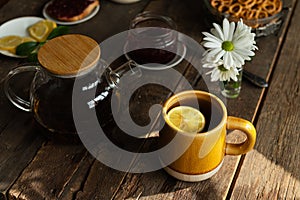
xmin=4 ymin=34 xmax=139 ymax=134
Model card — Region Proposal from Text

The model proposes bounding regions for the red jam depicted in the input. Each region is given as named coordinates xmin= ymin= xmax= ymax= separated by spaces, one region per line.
xmin=46 ymin=0 xmax=96 ymax=19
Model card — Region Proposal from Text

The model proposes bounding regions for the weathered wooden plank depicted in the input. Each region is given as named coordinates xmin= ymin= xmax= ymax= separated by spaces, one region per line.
xmin=106 ymin=0 xmax=239 ymax=199
xmin=0 ymin=61 xmax=46 ymax=200
xmin=0 ymin=0 xmax=48 ymax=24
xmin=73 ymin=50 xmax=193 ymax=200
xmin=0 ymin=113 xmax=44 ymax=200
xmin=111 ymin=0 xmax=297 ymax=199
xmin=230 ymin=0 xmax=300 ymax=199
xmin=0 ymin=84 xmax=18 ymax=131
xmin=112 ymin=76 xmax=244 ymax=199
xmin=144 ymin=0 xmax=206 ymax=41
xmin=69 ymin=0 xmax=207 ymax=192
xmin=0 ymin=0 xmax=151 ymax=199
xmin=69 ymin=1 xmax=204 ymax=198
xmin=113 ymin=157 xmax=240 ymax=200
xmin=215 ymin=0 xmax=294 ymax=121
xmin=113 ymin=135 xmax=244 ymax=200
xmin=57 ymin=153 xmax=94 ymax=200
xmin=8 ymin=142 xmax=87 ymax=200
xmin=70 ymin=0 xmax=150 ymax=42
xmin=75 ymin=161 xmax=128 ymax=200
xmin=0 ymin=0 xmax=296 ymax=199
xmin=0 ymin=0 xmax=9 ymax=9
xmin=0 ymin=0 xmax=55 ymax=155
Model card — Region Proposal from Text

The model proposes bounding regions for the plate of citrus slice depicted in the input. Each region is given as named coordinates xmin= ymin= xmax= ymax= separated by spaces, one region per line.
xmin=0 ymin=16 xmax=56 ymax=58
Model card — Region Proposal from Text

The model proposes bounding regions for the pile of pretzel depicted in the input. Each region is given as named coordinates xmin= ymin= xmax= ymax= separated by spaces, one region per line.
xmin=210 ymin=0 xmax=282 ymax=27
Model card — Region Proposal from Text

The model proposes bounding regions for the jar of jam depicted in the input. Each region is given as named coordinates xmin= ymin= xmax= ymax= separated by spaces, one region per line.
xmin=4 ymin=34 xmax=139 ymax=135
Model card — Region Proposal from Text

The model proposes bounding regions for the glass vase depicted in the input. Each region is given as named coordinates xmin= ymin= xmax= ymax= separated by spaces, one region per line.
xmin=220 ymin=69 xmax=243 ymax=98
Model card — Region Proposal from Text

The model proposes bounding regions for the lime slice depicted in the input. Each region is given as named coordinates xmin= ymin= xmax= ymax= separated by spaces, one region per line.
xmin=167 ymin=106 xmax=205 ymax=133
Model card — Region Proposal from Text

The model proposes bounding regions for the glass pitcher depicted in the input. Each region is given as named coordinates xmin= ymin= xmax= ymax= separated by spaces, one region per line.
xmin=4 ymin=34 xmax=140 ymax=134
xmin=125 ymin=11 xmax=180 ymax=68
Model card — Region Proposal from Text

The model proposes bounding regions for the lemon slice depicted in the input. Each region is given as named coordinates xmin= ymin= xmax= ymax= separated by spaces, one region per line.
xmin=0 ymin=35 xmax=24 ymax=53
xmin=167 ymin=106 xmax=205 ymax=133
xmin=22 ymin=37 xmax=37 ymax=43
xmin=28 ymin=20 xmax=56 ymax=42
xmin=44 ymin=20 xmax=57 ymax=33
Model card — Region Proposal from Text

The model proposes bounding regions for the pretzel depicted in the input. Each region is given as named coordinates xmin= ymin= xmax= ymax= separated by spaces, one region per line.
xmin=221 ymin=0 xmax=234 ymax=5
xmin=217 ymin=4 xmax=230 ymax=13
xmin=229 ymin=3 xmax=243 ymax=16
xmin=257 ymin=10 xmax=269 ymax=19
xmin=209 ymin=0 xmax=283 ymax=28
xmin=255 ymin=0 xmax=264 ymax=5
xmin=261 ymin=1 xmax=277 ymax=14
xmin=246 ymin=10 xmax=259 ymax=19
xmin=238 ymin=0 xmax=256 ymax=9
xmin=211 ymin=0 xmax=222 ymax=8
xmin=274 ymin=0 xmax=283 ymax=14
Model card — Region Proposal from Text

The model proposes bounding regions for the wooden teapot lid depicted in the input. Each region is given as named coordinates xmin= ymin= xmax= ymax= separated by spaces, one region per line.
xmin=38 ymin=34 xmax=100 ymax=77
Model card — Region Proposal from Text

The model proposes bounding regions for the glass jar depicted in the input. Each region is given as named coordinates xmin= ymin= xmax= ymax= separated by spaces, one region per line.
xmin=125 ymin=11 xmax=179 ymax=68
xmin=220 ymin=68 xmax=243 ymax=98
xmin=203 ymin=0 xmax=285 ymax=37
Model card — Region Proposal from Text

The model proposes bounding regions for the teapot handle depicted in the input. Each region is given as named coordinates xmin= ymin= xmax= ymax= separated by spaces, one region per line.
xmin=4 ymin=65 xmax=39 ymax=112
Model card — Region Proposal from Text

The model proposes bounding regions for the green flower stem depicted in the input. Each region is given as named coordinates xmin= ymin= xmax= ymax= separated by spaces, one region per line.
xmin=220 ymin=70 xmax=243 ymax=98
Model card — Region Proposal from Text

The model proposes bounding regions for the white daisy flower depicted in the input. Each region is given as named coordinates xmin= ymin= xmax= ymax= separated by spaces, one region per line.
xmin=202 ymin=57 xmax=240 ymax=82
xmin=202 ymin=52 xmax=223 ymax=69
xmin=202 ymin=18 xmax=257 ymax=69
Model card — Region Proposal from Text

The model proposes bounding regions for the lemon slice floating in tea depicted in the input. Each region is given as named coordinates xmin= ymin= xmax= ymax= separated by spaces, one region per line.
xmin=167 ymin=106 xmax=205 ymax=133
xmin=28 ymin=20 xmax=56 ymax=42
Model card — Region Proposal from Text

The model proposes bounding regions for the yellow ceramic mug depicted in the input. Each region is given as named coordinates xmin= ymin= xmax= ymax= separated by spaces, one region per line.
xmin=159 ymin=90 xmax=256 ymax=182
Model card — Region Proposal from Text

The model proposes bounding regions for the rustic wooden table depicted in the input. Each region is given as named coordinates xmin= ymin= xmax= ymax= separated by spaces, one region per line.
xmin=0 ymin=0 xmax=299 ymax=199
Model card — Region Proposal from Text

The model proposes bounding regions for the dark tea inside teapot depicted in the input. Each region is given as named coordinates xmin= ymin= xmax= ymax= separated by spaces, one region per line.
xmin=4 ymin=34 xmax=123 ymax=135
xmin=34 ymin=34 xmax=101 ymax=134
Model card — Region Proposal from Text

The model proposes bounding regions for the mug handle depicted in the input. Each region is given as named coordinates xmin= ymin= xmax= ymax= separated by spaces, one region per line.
xmin=3 ymin=65 xmax=39 ymax=112
xmin=225 ymin=116 xmax=256 ymax=155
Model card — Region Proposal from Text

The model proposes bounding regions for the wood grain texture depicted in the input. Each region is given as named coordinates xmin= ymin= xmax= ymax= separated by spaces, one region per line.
xmin=72 ymin=49 xmax=193 ymax=200
xmin=0 ymin=83 xmax=19 ymax=131
xmin=0 ymin=113 xmax=44 ymax=200
xmin=0 ymin=0 xmax=298 ymax=199
xmin=38 ymin=34 xmax=100 ymax=76
xmin=0 ymin=0 xmax=8 ymax=9
xmin=75 ymin=161 xmax=127 ymax=200
xmin=8 ymin=142 xmax=87 ymax=200
xmin=230 ymin=0 xmax=300 ymax=199
xmin=110 ymin=0 xmax=297 ymax=199
xmin=0 ymin=0 xmax=150 ymax=199
xmin=104 ymin=0 xmax=241 ymax=199
xmin=70 ymin=0 xmax=151 ymax=43
xmin=0 ymin=0 xmax=49 ymax=24
xmin=0 ymin=66 xmax=45 ymax=200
